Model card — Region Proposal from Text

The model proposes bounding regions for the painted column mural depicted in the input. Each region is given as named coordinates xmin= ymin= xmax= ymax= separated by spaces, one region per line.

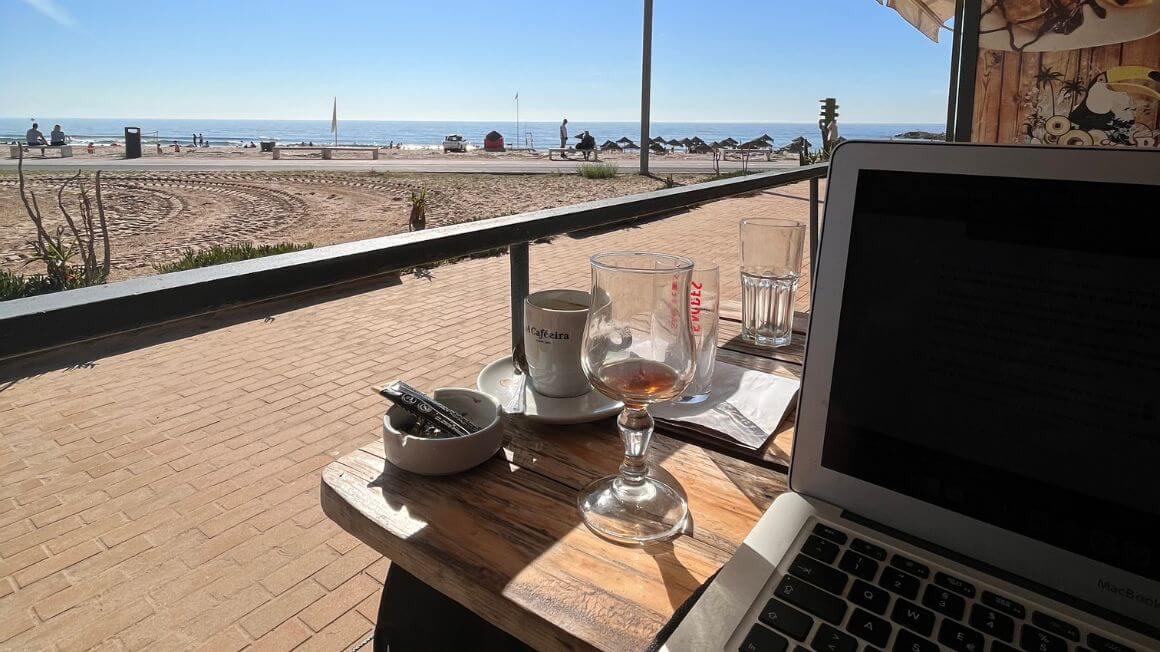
xmin=971 ymin=1 xmax=1160 ymax=148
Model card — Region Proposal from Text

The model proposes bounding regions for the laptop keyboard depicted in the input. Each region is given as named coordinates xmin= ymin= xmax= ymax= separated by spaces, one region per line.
xmin=737 ymin=520 xmax=1140 ymax=652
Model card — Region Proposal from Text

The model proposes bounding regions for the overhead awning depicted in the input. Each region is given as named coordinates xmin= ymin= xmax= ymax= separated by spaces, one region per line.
xmin=877 ymin=0 xmax=956 ymax=42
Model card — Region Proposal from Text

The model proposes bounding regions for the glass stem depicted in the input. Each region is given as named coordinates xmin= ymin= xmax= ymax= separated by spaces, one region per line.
xmin=616 ymin=406 xmax=653 ymax=490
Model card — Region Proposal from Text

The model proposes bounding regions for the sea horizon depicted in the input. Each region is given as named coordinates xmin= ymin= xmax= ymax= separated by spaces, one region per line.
xmin=1 ymin=117 xmax=945 ymax=149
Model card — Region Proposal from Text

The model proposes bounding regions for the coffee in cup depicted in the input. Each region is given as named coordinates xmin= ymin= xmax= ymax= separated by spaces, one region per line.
xmin=524 ymin=289 xmax=592 ymax=398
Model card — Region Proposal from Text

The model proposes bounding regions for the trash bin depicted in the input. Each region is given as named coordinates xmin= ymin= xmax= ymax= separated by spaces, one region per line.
xmin=260 ymin=140 xmax=275 ymax=153
xmin=124 ymin=127 xmax=141 ymax=159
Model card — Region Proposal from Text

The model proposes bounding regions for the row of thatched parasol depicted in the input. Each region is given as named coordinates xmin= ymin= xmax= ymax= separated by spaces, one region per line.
xmin=597 ymin=134 xmax=778 ymax=152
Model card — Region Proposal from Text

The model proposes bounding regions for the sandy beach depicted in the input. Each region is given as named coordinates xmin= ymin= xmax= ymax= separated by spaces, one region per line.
xmin=0 ymin=170 xmax=713 ymax=283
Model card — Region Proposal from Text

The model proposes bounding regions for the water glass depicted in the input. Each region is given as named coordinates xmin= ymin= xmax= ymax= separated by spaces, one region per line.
xmin=676 ymin=263 xmax=719 ymax=404
xmin=740 ymin=218 xmax=805 ymax=348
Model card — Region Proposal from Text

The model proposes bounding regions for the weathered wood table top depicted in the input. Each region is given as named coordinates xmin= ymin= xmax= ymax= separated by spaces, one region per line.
xmin=320 ymin=305 xmax=807 ymax=651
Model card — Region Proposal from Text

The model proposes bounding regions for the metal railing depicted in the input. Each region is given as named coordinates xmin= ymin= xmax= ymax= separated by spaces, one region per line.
xmin=0 ymin=165 xmax=827 ymax=360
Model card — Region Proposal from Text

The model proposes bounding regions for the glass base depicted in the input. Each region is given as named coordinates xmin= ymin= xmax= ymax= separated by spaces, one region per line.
xmin=674 ymin=392 xmax=710 ymax=404
xmin=577 ymin=473 xmax=689 ymax=545
xmin=742 ymin=331 xmax=792 ymax=348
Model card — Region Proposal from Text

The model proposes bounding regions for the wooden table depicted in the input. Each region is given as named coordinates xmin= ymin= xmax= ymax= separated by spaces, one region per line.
xmin=321 ymin=303 xmax=807 ymax=651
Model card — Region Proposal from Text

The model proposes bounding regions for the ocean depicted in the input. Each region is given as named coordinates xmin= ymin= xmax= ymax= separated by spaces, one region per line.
xmin=0 ymin=118 xmax=944 ymax=149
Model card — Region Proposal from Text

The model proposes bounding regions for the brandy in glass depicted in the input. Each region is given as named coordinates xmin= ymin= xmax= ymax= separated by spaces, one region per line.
xmin=578 ymin=252 xmax=696 ymax=544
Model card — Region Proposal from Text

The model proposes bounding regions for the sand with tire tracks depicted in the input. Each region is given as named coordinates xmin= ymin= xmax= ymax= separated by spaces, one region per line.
xmin=0 ymin=171 xmax=704 ymax=282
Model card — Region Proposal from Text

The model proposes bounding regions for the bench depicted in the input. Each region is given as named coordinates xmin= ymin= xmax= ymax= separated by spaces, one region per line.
xmin=272 ymin=146 xmax=379 ymax=160
xmin=719 ymin=147 xmax=772 ymax=162
xmin=9 ymin=144 xmax=73 ymax=159
xmin=548 ymin=147 xmax=599 ymax=161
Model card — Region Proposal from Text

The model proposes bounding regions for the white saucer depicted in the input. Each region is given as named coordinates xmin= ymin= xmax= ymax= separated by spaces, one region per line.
xmin=476 ymin=355 xmax=623 ymax=425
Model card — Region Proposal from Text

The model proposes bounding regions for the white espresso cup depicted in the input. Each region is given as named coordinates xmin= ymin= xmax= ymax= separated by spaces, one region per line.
xmin=524 ymin=289 xmax=592 ymax=398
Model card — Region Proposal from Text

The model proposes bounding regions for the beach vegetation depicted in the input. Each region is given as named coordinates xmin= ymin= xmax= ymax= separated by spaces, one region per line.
xmin=152 ymin=242 xmax=314 ymax=274
xmin=409 ymin=190 xmax=428 ymax=231
xmin=577 ymin=162 xmax=618 ymax=179
xmin=14 ymin=151 xmax=112 ymax=292
xmin=0 ymin=269 xmax=89 ymax=302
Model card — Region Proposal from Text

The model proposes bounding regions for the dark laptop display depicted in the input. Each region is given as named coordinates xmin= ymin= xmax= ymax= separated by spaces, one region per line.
xmin=822 ymin=170 xmax=1160 ymax=584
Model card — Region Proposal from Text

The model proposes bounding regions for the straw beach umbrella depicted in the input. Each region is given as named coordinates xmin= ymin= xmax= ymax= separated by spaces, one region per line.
xmin=874 ymin=0 xmax=955 ymax=42
xmin=666 ymin=138 xmax=682 ymax=147
xmin=600 ymin=140 xmax=622 ymax=151
xmin=758 ymin=134 xmax=774 ymax=144
xmin=719 ymin=137 xmax=739 ymax=147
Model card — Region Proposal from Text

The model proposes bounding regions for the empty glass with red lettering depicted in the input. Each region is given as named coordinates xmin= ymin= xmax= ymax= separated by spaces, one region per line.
xmin=676 ymin=263 xmax=719 ymax=404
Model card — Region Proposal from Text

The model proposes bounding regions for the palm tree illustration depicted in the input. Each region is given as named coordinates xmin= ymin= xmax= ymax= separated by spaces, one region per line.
xmin=1035 ymin=66 xmax=1064 ymax=114
xmin=1061 ymin=78 xmax=1086 ymax=113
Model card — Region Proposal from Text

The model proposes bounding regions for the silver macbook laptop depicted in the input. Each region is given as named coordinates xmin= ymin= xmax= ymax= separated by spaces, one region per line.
xmin=663 ymin=142 xmax=1160 ymax=652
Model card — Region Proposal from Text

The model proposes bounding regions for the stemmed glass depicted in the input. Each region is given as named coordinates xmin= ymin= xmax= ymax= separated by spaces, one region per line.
xmin=578 ymin=252 xmax=696 ymax=544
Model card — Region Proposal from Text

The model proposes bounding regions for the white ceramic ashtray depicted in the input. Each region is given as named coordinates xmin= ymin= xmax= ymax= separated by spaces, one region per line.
xmin=382 ymin=388 xmax=502 ymax=475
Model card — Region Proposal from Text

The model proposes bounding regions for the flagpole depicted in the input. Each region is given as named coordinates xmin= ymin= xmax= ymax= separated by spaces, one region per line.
xmin=515 ymin=92 xmax=520 ymax=150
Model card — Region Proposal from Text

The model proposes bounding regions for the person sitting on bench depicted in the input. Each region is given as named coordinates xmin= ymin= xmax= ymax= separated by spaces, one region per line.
xmin=50 ymin=124 xmax=68 ymax=146
xmin=26 ymin=123 xmax=47 ymax=146
xmin=576 ymin=131 xmax=596 ymax=161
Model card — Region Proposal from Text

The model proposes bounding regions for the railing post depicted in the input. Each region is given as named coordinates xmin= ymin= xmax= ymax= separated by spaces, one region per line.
xmin=509 ymin=242 xmax=530 ymax=352
xmin=809 ymin=177 xmax=820 ymax=277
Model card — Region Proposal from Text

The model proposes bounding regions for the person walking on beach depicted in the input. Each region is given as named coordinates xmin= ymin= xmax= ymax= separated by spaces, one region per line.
xmin=559 ymin=118 xmax=568 ymax=148
xmin=192 ymin=133 xmax=198 ymax=147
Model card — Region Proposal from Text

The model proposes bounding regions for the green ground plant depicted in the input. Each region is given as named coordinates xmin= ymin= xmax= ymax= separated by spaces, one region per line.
xmin=577 ymin=162 xmax=618 ymax=179
xmin=152 ymin=242 xmax=314 ymax=274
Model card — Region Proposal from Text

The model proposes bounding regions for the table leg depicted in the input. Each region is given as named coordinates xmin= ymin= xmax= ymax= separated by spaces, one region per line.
xmin=374 ymin=565 xmax=531 ymax=651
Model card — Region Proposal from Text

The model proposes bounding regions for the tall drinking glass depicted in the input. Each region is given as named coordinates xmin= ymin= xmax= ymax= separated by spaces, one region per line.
xmin=740 ymin=218 xmax=805 ymax=347
xmin=676 ymin=263 xmax=719 ymax=404
xmin=579 ymin=252 xmax=696 ymax=544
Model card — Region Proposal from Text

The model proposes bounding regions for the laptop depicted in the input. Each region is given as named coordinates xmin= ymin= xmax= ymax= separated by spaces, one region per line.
xmin=663 ymin=142 xmax=1160 ymax=652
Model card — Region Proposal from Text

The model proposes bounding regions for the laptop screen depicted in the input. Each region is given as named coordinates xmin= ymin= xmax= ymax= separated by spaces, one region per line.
xmin=822 ymin=169 xmax=1160 ymax=583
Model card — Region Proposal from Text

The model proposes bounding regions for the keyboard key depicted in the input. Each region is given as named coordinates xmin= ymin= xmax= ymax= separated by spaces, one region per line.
xmin=789 ymin=554 xmax=849 ymax=595
xmin=850 ymin=538 xmax=887 ymax=561
xmin=921 ymin=584 xmax=965 ymax=620
xmin=890 ymin=599 xmax=935 ymax=637
xmin=992 ymin=642 xmax=1020 ymax=652
xmin=969 ymin=604 xmax=1014 ymax=642
xmin=981 ymin=591 xmax=1026 ymax=619
xmin=838 ymin=550 xmax=879 ymax=582
xmin=760 ymin=599 xmax=814 ymax=641
xmin=878 ymin=567 xmax=920 ymax=600
xmin=740 ymin=623 xmax=789 ymax=652
xmin=846 ymin=608 xmax=892 ymax=648
xmin=1030 ymin=612 xmax=1078 ymax=642
xmin=934 ymin=572 xmax=976 ymax=598
xmin=939 ymin=620 xmax=985 ymax=652
xmin=801 ymin=535 xmax=841 ymax=564
xmin=1020 ymin=624 xmax=1066 ymax=652
xmin=889 ymin=554 xmax=929 ymax=579
xmin=775 ymin=575 xmax=847 ymax=625
xmin=848 ymin=579 xmax=890 ymax=614
xmin=812 ymin=623 xmax=857 ymax=652
xmin=813 ymin=523 xmax=848 ymax=545
xmin=893 ymin=629 xmax=938 ymax=652
xmin=1087 ymin=632 xmax=1135 ymax=652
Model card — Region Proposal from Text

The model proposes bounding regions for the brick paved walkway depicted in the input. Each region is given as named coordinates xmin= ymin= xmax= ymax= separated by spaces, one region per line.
xmin=0 ymin=181 xmax=819 ymax=651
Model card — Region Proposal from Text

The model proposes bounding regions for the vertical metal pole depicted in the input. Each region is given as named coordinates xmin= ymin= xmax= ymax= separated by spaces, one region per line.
xmin=945 ymin=0 xmax=966 ymax=141
xmin=639 ymin=0 xmax=653 ymax=176
xmin=951 ymin=0 xmax=982 ymax=142
xmin=809 ymin=177 xmax=820 ymax=278
xmin=509 ymin=243 xmax=530 ymax=352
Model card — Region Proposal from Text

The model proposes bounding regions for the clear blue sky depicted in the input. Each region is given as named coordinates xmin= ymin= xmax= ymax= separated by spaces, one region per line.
xmin=0 ymin=0 xmax=952 ymax=123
